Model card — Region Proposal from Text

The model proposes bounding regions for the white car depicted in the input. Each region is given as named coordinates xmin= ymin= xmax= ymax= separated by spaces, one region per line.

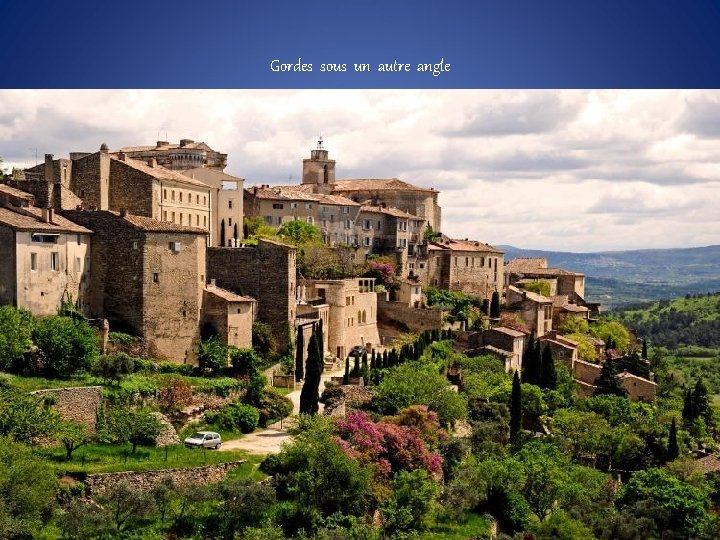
xmin=184 ymin=431 xmax=221 ymax=449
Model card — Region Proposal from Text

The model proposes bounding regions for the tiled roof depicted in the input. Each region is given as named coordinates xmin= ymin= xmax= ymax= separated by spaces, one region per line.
xmin=0 ymin=207 xmax=92 ymax=234
xmin=359 ymin=205 xmax=415 ymax=219
xmin=333 ymin=178 xmax=436 ymax=193
xmin=504 ymin=257 xmax=548 ymax=272
xmin=696 ymin=454 xmax=720 ymax=474
xmin=247 ymin=185 xmax=358 ymax=206
xmin=118 ymin=141 xmax=213 ymax=152
xmin=62 ymin=210 xmax=207 ymax=234
xmin=541 ymin=337 xmax=577 ymax=350
xmin=181 ymin=167 xmax=244 ymax=183
xmin=428 ymin=238 xmax=503 ymax=254
xmin=205 ymin=285 xmax=255 ymax=303
xmin=518 ymin=267 xmax=584 ymax=277
xmin=491 ymin=326 xmax=526 ymax=338
xmin=618 ymin=371 xmax=656 ymax=386
xmin=112 ymin=157 xmax=212 ymax=188
xmin=0 ymin=184 xmax=34 ymax=200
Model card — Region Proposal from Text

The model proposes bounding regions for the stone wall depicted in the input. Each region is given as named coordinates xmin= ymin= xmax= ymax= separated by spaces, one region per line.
xmin=573 ymin=359 xmax=602 ymax=386
xmin=377 ymin=296 xmax=443 ymax=333
xmin=207 ymin=239 xmax=296 ymax=354
xmin=31 ymin=386 xmax=103 ymax=428
xmin=0 ymin=226 xmax=16 ymax=306
xmin=81 ymin=460 xmax=246 ymax=495
xmin=108 ymin=158 xmax=155 ymax=216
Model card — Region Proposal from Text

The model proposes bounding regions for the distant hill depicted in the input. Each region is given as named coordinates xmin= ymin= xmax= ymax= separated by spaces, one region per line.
xmin=499 ymin=245 xmax=720 ymax=307
xmin=613 ymin=293 xmax=720 ymax=350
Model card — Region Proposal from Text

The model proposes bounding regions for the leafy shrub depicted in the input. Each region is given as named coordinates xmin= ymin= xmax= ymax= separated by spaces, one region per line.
xmin=193 ymin=377 xmax=246 ymax=398
xmin=131 ymin=358 xmax=159 ymax=373
xmin=108 ymin=331 xmax=136 ymax=345
xmin=230 ymin=347 xmax=262 ymax=377
xmin=158 ymin=362 xmax=194 ymax=376
xmin=92 ymin=352 xmax=134 ymax=384
xmin=32 ymin=316 xmax=99 ymax=377
xmin=0 ymin=305 xmax=34 ymax=370
xmin=198 ymin=336 xmax=228 ymax=373
xmin=208 ymin=402 xmax=260 ymax=433
xmin=255 ymin=390 xmax=293 ymax=427
xmin=158 ymin=376 xmax=193 ymax=413
xmin=252 ymin=322 xmax=277 ymax=359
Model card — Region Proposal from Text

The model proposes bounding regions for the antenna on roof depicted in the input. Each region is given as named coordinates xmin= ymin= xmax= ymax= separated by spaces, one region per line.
xmin=317 ymin=135 xmax=324 ymax=150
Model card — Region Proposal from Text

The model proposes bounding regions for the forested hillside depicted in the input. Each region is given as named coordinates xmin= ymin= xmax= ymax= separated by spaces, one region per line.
xmin=614 ymin=292 xmax=720 ymax=349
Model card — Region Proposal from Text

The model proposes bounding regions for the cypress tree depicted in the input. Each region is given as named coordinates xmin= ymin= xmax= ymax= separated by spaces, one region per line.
xmin=362 ymin=351 xmax=368 ymax=371
xmin=343 ymin=356 xmax=350 ymax=385
xmin=682 ymin=388 xmax=695 ymax=428
xmin=641 ymin=338 xmax=648 ymax=360
xmin=233 ymin=223 xmax=239 ymax=241
xmin=524 ymin=340 xmax=542 ymax=386
xmin=382 ymin=350 xmax=388 ymax=368
xmin=540 ymin=344 xmax=557 ymax=390
xmin=593 ymin=360 xmax=627 ymax=397
xmin=370 ymin=349 xmax=376 ymax=370
xmin=299 ymin=332 xmax=322 ymax=414
xmin=490 ymin=291 xmax=500 ymax=319
xmin=220 ymin=219 xmax=226 ymax=247
xmin=353 ymin=353 xmax=360 ymax=376
xmin=294 ymin=327 xmax=304 ymax=382
xmin=667 ymin=418 xmax=679 ymax=462
xmin=510 ymin=371 xmax=522 ymax=442
xmin=316 ymin=319 xmax=324 ymax=362
xmin=243 ymin=222 xmax=249 ymax=239
xmin=693 ymin=378 xmax=713 ymax=427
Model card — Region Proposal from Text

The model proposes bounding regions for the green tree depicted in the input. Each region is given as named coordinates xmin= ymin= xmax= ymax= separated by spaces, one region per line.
xmin=510 ymin=371 xmax=522 ymax=442
xmin=682 ymin=387 xmax=695 ymax=428
xmin=641 ymin=338 xmax=648 ymax=360
xmin=593 ymin=360 xmax=627 ymax=397
xmin=524 ymin=280 xmax=551 ymax=297
xmin=252 ymin=321 xmax=277 ymax=359
xmin=667 ymin=418 xmax=679 ymax=462
xmin=102 ymin=407 xmax=162 ymax=454
xmin=198 ymin=335 xmax=228 ymax=373
xmin=490 ymin=291 xmax=500 ymax=319
xmin=32 ymin=315 xmax=99 ymax=377
xmin=0 ymin=386 xmax=58 ymax=443
xmin=299 ymin=331 xmax=322 ymax=415
xmin=213 ymin=478 xmax=276 ymax=538
xmin=0 ymin=305 xmax=34 ymax=370
xmin=295 ymin=326 xmax=304 ymax=381
xmin=592 ymin=320 xmax=632 ymax=353
xmin=559 ymin=314 xmax=589 ymax=335
xmin=277 ymin=220 xmax=321 ymax=245
xmin=92 ymin=352 xmax=134 ymax=384
xmin=0 ymin=436 xmax=58 ymax=538
xmin=693 ymin=377 xmax=714 ymax=427
xmin=57 ymin=419 xmax=92 ymax=461
xmin=618 ymin=467 xmax=710 ymax=537
xmin=540 ymin=343 xmax=557 ymax=389
xmin=381 ymin=469 xmax=439 ymax=536
xmin=229 ymin=347 xmax=262 ymax=377
xmin=97 ymin=481 xmax=155 ymax=532
xmin=522 ymin=339 xmax=542 ymax=386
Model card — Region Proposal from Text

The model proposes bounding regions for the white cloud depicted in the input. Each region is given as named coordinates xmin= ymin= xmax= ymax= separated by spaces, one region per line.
xmin=0 ymin=89 xmax=719 ymax=251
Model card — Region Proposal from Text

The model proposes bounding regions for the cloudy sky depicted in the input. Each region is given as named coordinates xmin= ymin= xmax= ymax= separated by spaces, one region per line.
xmin=1 ymin=90 xmax=718 ymax=252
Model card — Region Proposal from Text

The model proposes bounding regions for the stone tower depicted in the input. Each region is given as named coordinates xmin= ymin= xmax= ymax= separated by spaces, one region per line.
xmin=302 ymin=137 xmax=335 ymax=194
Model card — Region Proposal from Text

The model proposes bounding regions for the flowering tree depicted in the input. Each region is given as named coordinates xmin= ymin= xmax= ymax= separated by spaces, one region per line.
xmin=335 ymin=410 xmax=443 ymax=478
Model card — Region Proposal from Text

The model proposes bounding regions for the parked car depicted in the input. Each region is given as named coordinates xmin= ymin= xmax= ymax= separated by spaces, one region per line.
xmin=184 ymin=431 xmax=221 ymax=449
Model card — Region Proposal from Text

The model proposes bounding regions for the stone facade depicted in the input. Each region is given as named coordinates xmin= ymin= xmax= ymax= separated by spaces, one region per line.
xmin=504 ymin=257 xmax=586 ymax=298
xmin=619 ymin=371 xmax=657 ymax=402
xmin=182 ymin=167 xmax=244 ymax=247
xmin=481 ymin=327 xmax=526 ymax=373
xmin=377 ymin=294 xmax=443 ymax=334
xmin=30 ymin=386 xmax=103 ymax=429
xmin=419 ymin=238 xmax=504 ymax=300
xmin=201 ymin=284 xmax=255 ymax=349
xmin=300 ymin=278 xmax=380 ymax=359
xmin=115 ymin=139 xmax=228 ymax=171
xmin=207 ymin=239 xmax=296 ymax=355
xmin=0 ymin=205 xmax=92 ymax=315
xmin=62 ymin=210 xmax=207 ymax=362
xmin=506 ymin=285 xmax=553 ymax=337
xmin=81 ymin=460 xmax=246 ymax=495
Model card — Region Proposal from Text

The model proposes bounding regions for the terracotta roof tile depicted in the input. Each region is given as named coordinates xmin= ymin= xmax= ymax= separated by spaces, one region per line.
xmin=428 ymin=238 xmax=503 ymax=254
xmin=491 ymin=326 xmax=527 ymax=338
xmin=205 ymin=285 xmax=255 ymax=303
xmin=112 ymin=157 xmax=212 ymax=189
xmin=0 ymin=207 xmax=92 ymax=234
xmin=505 ymin=258 xmax=549 ymax=272
xmin=62 ymin=210 xmax=207 ymax=234
xmin=0 ymin=184 xmax=35 ymax=200
xmin=333 ymin=178 xmax=436 ymax=192
xmin=359 ymin=205 xmax=415 ymax=219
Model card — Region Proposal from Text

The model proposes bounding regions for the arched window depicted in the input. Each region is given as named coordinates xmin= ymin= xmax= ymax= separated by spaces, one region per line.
xmin=362 ymin=310 xmax=367 ymax=323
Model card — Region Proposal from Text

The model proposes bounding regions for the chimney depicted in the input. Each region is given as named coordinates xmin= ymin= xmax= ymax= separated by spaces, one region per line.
xmin=180 ymin=139 xmax=194 ymax=147
xmin=147 ymin=158 xmax=156 ymax=168
xmin=120 ymin=208 xmax=128 ymax=217
xmin=44 ymin=154 xmax=54 ymax=183
xmin=48 ymin=208 xmax=54 ymax=223
xmin=41 ymin=208 xmax=49 ymax=222
xmin=209 ymin=278 xmax=216 ymax=287
xmin=156 ymin=140 xmax=169 ymax=149
xmin=118 ymin=152 xmax=126 ymax=162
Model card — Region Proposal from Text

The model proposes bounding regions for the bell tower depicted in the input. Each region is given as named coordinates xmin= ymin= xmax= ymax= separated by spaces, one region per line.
xmin=302 ymin=136 xmax=336 ymax=194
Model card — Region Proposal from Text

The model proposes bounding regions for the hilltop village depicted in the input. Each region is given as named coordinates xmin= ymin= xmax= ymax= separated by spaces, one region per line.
xmin=0 ymin=137 xmax=655 ymax=399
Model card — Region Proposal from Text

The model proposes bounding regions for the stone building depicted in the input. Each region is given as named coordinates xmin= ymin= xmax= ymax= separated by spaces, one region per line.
xmin=417 ymin=237 xmax=504 ymax=300
xmin=300 ymin=277 xmax=380 ymax=360
xmin=477 ymin=326 xmax=527 ymax=373
xmin=201 ymin=282 xmax=255 ymax=349
xmin=22 ymin=147 xmax=216 ymax=244
xmin=181 ymin=167 xmax=244 ymax=247
xmin=505 ymin=285 xmax=553 ymax=337
xmin=206 ymin=239 xmax=296 ymax=355
xmin=504 ymin=257 xmax=586 ymax=298
xmin=243 ymin=184 xmax=360 ymax=245
xmin=0 ymin=203 xmax=92 ymax=316
xmin=618 ymin=371 xmax=657 ymax=402
xmin=114 ymin=139 xmax=228 ymax=171
xmin=62 ymin=210 xmax=208 ymax=362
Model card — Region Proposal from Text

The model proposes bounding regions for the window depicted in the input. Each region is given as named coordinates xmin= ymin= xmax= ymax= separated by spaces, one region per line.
xmin=50 ymin=252 xmax=59 ymax=271
xmin=75 ymin=257 xmax=81 ymax=272
xmin=77 ymin=234 xmax=82 ymax=244
xmin=342 ymin=206 xmax=349 ymax=214
xmin=153 ymin=272 xmax=159 ymax=282
xmin=203 ymin=216 xmax=207 ymax=226
xmin=466 ymin=257 xmax=469 ymax=267
xmin=164 ymin=189 xmax=167 ymax=199
xmin=31 ymin=234 xmax=58 ymax=243
xmin=80 ymin=189 xmax=85 ymax=197
xmin=228 ymin=200 xmax=233 ymax=209
xmin=264 ymin=216 xmax=273 ymax=225
xmin=196 ymin=215 xmax=200 ymax=226
xmin=307 ymin=216 xmax=314 ymax=224
xmin=171 ymin=190 xmax=175 ymax=201
xmin=363 ymin=219 xmax=371 ymax=230
xmin=203 ymin=195 xmax=207 ymax=205
xmin=163 ymin=210 xmax=167 ymax=221
xmin=30 ymin=253 xmax=37 ymax=271
xmin=377 ymin=220 xmax=381 ymax=230
xmin=276 ymin=216 xmax=282 ymax=225
xmin=363 ymin=236 xmax=370 ymax=246
xmin=345 ymin=219 xmax=352 ymax=229
xmin=179 ymin=192 xmax=183 ymax=203
xmin=480 ymin=257 xmax=485 ymax=267
xmin=228 ymin=218 xmax=233 ymax=226
xmin=132 ymin=241 xmax=139 ymax=249
xmin=419 ymin=263 xmax=425 ymax=269
xmin=321 ymin=219 xmax=328 ymax=228
xmin=196 ymin=194 xmax=199 ymax=204
xmin=290 ymin=202 xmax=297 ymax=209
xmin=180 ymin=213 xmax=183 ymax=225
xmin=346 ymin=296 xmax=351 ymax=306
xmin=171 ymin=211 xmax=175 ymax=222
xmin=305 ymin=203 xmax=312 ymax=209
xmin=272 ymin=203 xmax=283 ymax=209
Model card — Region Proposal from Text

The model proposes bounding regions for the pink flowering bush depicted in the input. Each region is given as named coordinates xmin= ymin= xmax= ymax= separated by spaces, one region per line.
xmin=335 ymin=411 xmax=443 ymax=478
xmin=365 ymin=260 xmax=396 ymax=287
